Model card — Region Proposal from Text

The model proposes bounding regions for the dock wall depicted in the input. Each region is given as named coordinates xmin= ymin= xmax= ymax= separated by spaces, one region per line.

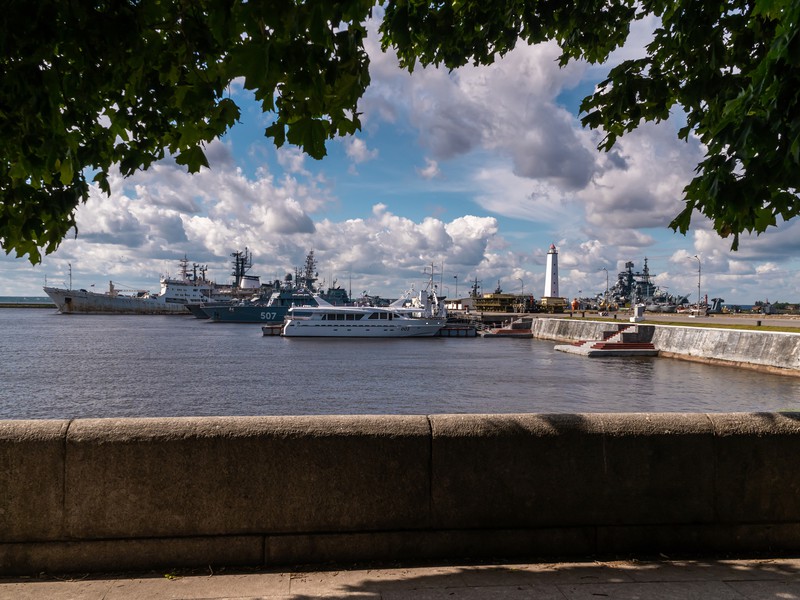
xmin=532 ymin=318 xmax=800 ymax=374
xmin=4 ymin=413 xmax=800 ymax=574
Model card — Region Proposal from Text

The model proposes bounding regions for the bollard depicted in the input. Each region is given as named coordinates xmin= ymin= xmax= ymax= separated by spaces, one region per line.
xmin=756 ymin=320 xmax=762 ymax=327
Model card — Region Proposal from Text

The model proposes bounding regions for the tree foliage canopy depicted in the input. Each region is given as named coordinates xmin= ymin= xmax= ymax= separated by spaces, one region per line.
xmin=2 ymin=0 xmax=798 ymax=262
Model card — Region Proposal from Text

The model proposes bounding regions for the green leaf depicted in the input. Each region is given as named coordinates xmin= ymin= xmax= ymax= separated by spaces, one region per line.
xmin=59 ymin=157 xmax=73 ymax=185
xmin=174 ymin=146 xmax=209 ymax=173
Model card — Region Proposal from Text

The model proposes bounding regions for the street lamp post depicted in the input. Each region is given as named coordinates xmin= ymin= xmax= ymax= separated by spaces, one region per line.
xmin=454 ymin=275 xmax=458 ymax=298
xmin=516 ymin=277 xmax=524 ymax=312
xmin=691 ymin=255 xmax=701 ymax=314
xmin=601 ymin=267 xmax=608 ymax=309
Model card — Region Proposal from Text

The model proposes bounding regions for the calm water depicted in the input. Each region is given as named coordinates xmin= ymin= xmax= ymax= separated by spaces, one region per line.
xmin=2 ymin=308 xmax=799 ymax=419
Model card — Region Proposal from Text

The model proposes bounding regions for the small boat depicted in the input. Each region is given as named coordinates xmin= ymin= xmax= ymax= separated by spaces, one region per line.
xmin=282 ymin=288 xmax=447 ymax=338
xmin=479 ymin=316 xmax=534 ymax=338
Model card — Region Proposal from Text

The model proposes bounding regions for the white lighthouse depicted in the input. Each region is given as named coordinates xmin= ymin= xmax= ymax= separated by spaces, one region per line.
xmin=543 ymin=243 xmax=559 ymax=298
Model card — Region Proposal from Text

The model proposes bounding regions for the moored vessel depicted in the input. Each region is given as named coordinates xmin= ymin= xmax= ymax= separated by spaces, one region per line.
xmin=199 ymin=250 xmax=350 ymax=323
xmin=479 ymin=316 xmax=534 ymax=338
xmin=44 ymin=257 xmax=218 ymax=315
xmin=44 ymin=251 xmax=263 ymax=315
xmin=281 ymin=286 xmax=447 ymax=338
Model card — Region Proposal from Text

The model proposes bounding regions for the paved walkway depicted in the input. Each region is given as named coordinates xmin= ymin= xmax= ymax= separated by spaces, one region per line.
xmin=2 ymin=557 xmax=799 ymax=599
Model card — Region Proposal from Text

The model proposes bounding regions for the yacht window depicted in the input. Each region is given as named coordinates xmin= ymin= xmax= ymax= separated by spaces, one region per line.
xmin=346 ymin=313 xmax=355 ymax=320
xmin=368 ymin=312 xmax=380 ymax=320
xmin=337 ymin=313 xmax=345 ymax=320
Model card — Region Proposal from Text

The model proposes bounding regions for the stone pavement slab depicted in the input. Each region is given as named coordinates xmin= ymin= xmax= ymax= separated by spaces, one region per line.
xmin=1 ymin=557 xmax=799 ymax=599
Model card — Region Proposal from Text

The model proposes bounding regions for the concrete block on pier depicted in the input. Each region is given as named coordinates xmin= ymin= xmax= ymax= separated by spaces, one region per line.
xmin=428 ymin=413 xmax=714 ymax=529
xmin=64 ymin=416 xmax=431 ymax=538
xmin=0 ymin=420 xmax=68 ymax=541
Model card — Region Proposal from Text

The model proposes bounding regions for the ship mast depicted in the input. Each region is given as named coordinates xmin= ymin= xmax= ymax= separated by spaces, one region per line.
xmin=297 ymin=250 xmax=318 ymax=291
xmin=230 ymin=248 xmax=253 ymax=287
xmin=469 ymin=277 xmax=481 ymax=299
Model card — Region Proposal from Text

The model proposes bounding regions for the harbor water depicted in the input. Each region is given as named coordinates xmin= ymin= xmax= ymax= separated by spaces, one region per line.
xmin=2 ymin=308 xmax=800 ymax=420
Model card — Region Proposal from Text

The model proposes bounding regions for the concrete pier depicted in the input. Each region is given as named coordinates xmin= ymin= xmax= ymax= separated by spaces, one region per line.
xmin=532 ymin=318 xmax=800 ymax=375
xmin=3 ymin=413 xmax=800 ymax=575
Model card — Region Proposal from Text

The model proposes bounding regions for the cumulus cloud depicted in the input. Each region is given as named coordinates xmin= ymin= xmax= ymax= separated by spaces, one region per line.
xmin=306 ymin=206 xmax=499 ymax=286
xmin=364 ymin=38 xmax=595 ymax=189
xmin=417 ymin=158 xmax=440 ymax=179
xmin=579 ymin=122 xmax=704 ymax=231
xmin=472 ymin=168 xmax=576 ymax=226
xmin=276 ymin=146 xmax=310 ymax=175
xmin=345 ymin=136 xmax=379 ymax=166
xmin=19 ymin=141 xmax=336 ymax=290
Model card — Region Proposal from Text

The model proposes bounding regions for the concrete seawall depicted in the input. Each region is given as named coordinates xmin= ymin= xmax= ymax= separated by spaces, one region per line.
xmin=532 ymin=318 xmax=800 ymax=374
xmin=3 ymin=413 xmax=800 ymax=574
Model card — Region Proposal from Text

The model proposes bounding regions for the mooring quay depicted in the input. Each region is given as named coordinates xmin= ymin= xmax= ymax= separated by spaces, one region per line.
xmin=527 ymin=315 xmax=800 ymax=375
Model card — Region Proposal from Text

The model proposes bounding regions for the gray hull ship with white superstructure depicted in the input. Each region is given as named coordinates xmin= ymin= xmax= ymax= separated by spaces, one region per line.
xmin=43 ymin=251 xmax=262 ymax=315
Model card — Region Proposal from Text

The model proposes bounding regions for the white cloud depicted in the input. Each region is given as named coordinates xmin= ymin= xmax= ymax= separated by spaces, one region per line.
xmin=345 ymin=136 xmax=379 ymax=166
xmin=472 ymin=167 xmax=576 ymax=226
xmin=579 ymin=122 xmax=704 ymax=231
xmin=417 ymin=158 xmax=440 ymax=179
xmin=276 ymin=146 xmax=310 ymax=175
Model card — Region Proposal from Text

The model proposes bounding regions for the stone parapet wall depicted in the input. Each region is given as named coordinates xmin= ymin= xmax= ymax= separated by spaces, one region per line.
xmin=3 ymin=413 xmax=800 ymax=574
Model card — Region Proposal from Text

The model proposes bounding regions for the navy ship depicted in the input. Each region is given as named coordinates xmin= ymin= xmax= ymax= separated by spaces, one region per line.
xmin=197 ymin=250 xmax=351 ymax=323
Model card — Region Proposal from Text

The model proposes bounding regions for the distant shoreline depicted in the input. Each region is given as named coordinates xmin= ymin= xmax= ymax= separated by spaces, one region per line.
xmin=0 ymin=296 xmax=55 ymax=308
xmin=0 ymin=303 xmax=55 ymax=308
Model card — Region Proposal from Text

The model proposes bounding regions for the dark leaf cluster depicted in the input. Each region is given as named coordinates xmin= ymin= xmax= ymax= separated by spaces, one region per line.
xmin=1 ymin=0 xmax=373 ymax=262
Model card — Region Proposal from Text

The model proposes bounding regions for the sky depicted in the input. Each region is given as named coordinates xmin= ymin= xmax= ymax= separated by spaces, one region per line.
xmin=3 ymin=14 xmax=800 ymax=305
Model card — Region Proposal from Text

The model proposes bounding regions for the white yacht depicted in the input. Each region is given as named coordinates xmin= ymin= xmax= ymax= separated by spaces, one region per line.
xmin=282 ymin=289 xmax=447 ymax=338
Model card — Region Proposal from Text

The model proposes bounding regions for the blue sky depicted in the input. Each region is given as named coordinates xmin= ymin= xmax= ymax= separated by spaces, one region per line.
xmin=3 ymin=15 xmax=800 ymax=305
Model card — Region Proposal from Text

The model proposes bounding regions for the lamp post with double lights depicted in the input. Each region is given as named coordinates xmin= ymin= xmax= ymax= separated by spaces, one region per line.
xmin=690 ymin=255 xmax=701 ymax=315
xmin=517 ymin=277 xmax=524 ymax=312
xmin=601 ymin=267 xmax=609 ymax=310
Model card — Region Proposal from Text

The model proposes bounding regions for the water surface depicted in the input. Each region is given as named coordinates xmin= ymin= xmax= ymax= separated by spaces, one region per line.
xmin=2 ymin=308 xmax=798 ymax=419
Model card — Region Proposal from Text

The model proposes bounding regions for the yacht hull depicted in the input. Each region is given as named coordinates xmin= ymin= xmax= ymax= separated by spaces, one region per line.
xmin=282 ymin=319 xmax=446 ymax=337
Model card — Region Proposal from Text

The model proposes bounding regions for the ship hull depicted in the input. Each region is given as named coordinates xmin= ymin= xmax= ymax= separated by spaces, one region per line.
xmin=206 ymin=304 xmax=289 ymax=323
xmin=43 ymin=287 xmax=190 ymax=315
